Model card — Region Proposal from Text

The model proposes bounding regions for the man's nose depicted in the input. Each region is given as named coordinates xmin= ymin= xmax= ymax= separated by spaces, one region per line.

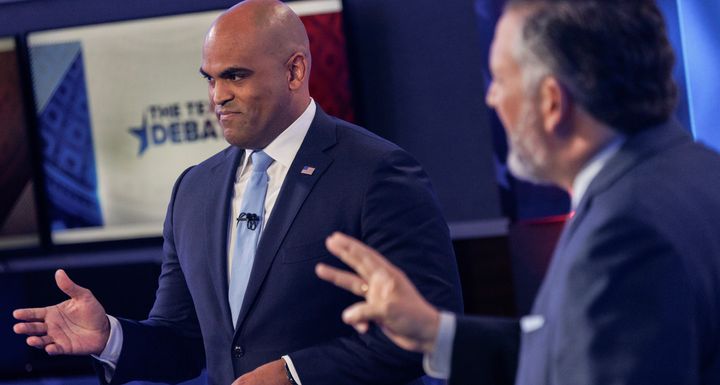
xmin=212 ymin=80 xmax=233 ymax=106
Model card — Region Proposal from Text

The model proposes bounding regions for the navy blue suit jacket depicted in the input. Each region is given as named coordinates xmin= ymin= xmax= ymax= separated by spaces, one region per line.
xmin=106 ymin=108 xmax=463 ymax=385
xmin=451 ymin=122 xmax=720 ymax=385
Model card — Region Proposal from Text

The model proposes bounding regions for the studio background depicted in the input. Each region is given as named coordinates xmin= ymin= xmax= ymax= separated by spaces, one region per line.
xmin=0 ymin=0 xmax=717 ymax=383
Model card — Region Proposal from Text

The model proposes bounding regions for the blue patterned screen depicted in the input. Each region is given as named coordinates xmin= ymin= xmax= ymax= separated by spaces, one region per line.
xmin=30 ymin=42 xmax=103 ymax=230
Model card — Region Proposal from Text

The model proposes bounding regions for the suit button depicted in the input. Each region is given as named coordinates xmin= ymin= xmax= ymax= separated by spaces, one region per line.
xmin=233 ymin=345 xmax=244 ymax=358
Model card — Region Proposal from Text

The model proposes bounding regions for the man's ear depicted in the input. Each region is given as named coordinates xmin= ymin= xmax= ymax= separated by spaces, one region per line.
xmin=539 ymin=76 xmax=571 ymax=136
xmin=287 ymin=52 xmax=308 ymax=91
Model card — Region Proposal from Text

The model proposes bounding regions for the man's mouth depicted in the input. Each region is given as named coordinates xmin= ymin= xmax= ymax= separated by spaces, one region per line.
xmin=217 ymin=110 xmax=241 ymax=120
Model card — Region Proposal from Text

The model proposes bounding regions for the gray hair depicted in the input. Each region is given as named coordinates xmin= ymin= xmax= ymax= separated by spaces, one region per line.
xmin=506 ymin=0 xmax=677 ymax=134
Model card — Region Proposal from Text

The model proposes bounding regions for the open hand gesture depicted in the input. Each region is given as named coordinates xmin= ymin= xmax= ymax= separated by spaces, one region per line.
xmin=13 ymin=269 xmax=110 ymax=356
xmin=315 ymin=232 xmax=440 ymax=353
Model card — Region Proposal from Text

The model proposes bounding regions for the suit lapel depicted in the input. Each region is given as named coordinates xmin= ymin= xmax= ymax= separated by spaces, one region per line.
xmin=233 ymin=108 xmax=337 ymax=332
xmin=205 ymin=146 xmax=244 ymax=332
xmin=534 ymin=121 xmax=691 ymax=311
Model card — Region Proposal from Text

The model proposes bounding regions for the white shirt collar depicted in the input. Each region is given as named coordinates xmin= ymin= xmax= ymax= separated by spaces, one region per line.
xmin=243 ymin=99 xmax=316 ymax=168
xmin=571 ymin=135 xmax=625 ymax=210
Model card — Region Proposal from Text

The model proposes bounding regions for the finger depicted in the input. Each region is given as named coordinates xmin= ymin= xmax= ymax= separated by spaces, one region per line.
xmin=325 ymin=233 xmax=387 ymax=278
xmin=353 ymin=321 xmax=369 ymax=334
xmin=342 ymin=302 xmax=370 ymax=334
xmin=315 ymin=263 xmax=368 ymax=297
xmin=12 ymin=308 xmax=46 ymax=322
xmin=26 ymin=335 xmax=53 ymax=349
xmin=13 ymin=322 xmax=48 ymax=336
xmin=55 ymin=269 xmax=90 ymax=299
xmin=325 ymin=232 xmax=371 ymax=271
xmin=45 ymin=343 xmax=66 ymax=356
xmin=342 ymin=301 xmax=382 ymax=327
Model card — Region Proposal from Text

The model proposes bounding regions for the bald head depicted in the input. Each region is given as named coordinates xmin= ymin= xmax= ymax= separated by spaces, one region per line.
xmin=200 ymin=0 xmax=313 ymax=149
xmin=209 ymin=0 xmax=310 ymax=66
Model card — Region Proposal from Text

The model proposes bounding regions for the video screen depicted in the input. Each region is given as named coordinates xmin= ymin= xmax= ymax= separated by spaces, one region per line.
xmin=0 ymin=37 xmax=40 ymax=250
xmin=26 ymin=0 xmax=352 ymax=244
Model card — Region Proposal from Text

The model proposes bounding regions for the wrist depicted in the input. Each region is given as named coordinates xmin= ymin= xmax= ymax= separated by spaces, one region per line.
xmin=420 ymin=306 xmax=441 ymax=353
xmin=94 ymin=315 xmax=121 ymax=359
xmin=97 ymin=315 xmax=111 ymax=354
xmin=284 ymin=362 xmax=298 ymax=385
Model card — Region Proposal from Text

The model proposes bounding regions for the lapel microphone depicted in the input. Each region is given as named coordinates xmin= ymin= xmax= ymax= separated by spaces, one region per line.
xmin=236 ymin=212 xmax=260 ymax=230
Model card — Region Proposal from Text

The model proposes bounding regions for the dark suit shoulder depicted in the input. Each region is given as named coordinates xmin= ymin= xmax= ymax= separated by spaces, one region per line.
xmin=185 ymin=145 xmax=236 ymax=174
xmin=168 ymin=146 xmax=240 ymax=195
xmin=324 ymin=118 xmax=431 ymax=187
xmin=330 ymin=116 xmax=404 ymax=153
xmin=581 ymin=137 xmax=720 ymax=377
xmin=602 ymin=139 xmax=720 ymax=221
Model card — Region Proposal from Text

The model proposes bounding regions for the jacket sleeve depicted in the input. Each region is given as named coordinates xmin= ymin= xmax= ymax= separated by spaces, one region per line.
xmin=449 ymin=315 xmax=519 ymax=385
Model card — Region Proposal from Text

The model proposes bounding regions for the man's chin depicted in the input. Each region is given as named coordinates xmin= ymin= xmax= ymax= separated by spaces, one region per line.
xmin=223 ymin=133 xmax=248 ymax=149
xmin=222 ymin=132 xmax=265 ymax=150
xmin=508 ymin=154 xmax=554 ymax=186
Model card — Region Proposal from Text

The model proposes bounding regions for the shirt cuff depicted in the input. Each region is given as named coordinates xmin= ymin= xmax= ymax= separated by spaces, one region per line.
xmin=282 ymin=355 xmax=302 ymax=385
xmin=91 ymin=315 xmax=123 ymax=383
xmin=422 ymin=311 xmax=456 ymax=379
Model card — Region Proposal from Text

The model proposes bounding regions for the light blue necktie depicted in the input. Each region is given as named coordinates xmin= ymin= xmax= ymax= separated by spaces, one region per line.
xmin=229 ymin=150 xmax=274 ymax=327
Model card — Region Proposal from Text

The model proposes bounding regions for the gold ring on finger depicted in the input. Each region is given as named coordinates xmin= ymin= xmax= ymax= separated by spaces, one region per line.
xmin=360 ymin=283 xmax=369 ymax=294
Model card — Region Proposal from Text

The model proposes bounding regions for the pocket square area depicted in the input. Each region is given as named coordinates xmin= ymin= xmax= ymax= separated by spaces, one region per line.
xmin=520 ymin=314 xmax=545 ymax=333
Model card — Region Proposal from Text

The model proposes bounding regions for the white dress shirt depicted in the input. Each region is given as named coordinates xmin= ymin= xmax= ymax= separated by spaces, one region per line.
xmin=95 ymin=99 xmax=316 ymax=384
xmin=423 ymin=135 xmax=625 ymax=379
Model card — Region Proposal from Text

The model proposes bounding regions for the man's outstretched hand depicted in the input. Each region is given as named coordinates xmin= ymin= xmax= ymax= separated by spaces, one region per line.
xmin=315 ymin=232 xmax=440 ymax=353
xmin=13 ymin=269 xmax=110 ymax=356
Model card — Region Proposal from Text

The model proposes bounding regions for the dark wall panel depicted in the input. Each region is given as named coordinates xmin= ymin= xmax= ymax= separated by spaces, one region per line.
xmin=342 ymin=0 xmax=503 ymax=225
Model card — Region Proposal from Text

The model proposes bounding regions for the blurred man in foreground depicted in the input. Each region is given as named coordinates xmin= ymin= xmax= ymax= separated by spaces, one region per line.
xmin=317 ymin=1 xmax=720 ymax=384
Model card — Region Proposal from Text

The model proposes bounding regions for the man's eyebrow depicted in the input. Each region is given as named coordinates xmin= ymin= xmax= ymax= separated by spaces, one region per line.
xmin=199 ymin=67 xmax=253 ymax=80
xmin=218 ymin=67 xmax=253 ymax=79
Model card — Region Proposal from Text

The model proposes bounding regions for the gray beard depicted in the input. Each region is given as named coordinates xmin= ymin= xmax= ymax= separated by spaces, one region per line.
xmin=506 ymin=101 xmax=554 ymax=186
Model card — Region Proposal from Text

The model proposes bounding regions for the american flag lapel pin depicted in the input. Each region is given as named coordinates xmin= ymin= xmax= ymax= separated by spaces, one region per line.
xmin=301 ymin=165 xmax=316 ymax=175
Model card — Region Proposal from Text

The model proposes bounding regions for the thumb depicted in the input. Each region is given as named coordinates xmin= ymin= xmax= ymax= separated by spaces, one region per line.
xmin=55 ymin=269 xmax=89 ymax=299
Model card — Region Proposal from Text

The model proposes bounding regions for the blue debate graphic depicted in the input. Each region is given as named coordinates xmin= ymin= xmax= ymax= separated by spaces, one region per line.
xmin=30 ymin=42 xmax=103 ymax=230
xmin=129 ymin=101 xmax=221 ymax=156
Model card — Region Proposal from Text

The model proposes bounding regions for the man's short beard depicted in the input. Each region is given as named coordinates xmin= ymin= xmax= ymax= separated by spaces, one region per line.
xmin=506 ymin=97 xmax=553 ymax=185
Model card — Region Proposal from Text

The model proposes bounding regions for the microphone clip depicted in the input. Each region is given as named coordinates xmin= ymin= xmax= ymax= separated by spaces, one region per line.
xmin=236 ymin=212 xmax=260 ymax=230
